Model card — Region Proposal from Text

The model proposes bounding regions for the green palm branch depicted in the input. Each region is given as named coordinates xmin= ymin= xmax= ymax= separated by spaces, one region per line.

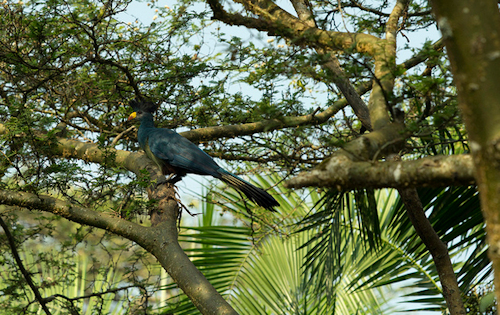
xmin=302 ymin=185 xmax=489 ymax=312
xmin=162 ymin=174 xmax=397 ymax=314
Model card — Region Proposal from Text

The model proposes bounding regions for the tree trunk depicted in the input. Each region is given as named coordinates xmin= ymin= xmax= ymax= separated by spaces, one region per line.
xmin=431 ymin=0 xmax=500 ymax=306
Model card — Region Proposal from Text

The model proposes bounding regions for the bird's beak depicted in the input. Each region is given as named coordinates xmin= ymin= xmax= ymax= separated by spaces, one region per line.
xmin=128 ymin=112 xmax=137 ymax=121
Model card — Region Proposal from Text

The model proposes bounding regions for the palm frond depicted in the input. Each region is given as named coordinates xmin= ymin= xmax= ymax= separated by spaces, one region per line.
xmin=163 ymin=174 xmax=396 ymax=314
xmin=349 ymin=186 xmax=488 ymax=311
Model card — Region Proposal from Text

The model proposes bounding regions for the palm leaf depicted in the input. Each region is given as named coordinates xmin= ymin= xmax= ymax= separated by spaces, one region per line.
xmin=163 ymin=174 xmax=396 ymax=314
xmin=347 ymin=186 xmax=488 ymax=311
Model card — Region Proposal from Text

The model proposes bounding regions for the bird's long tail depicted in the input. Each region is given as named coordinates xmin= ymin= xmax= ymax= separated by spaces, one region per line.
xmin=218 ymin=171 xmax=279 ymax=211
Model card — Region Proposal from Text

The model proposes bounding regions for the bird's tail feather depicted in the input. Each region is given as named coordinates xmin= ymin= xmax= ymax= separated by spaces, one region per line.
xmin=219 ymin=172 xmax=279 ymax=211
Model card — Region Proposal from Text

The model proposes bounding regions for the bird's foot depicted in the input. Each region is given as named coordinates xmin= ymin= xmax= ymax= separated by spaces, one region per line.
xmin=165 ymin=173 xmax=182 ymax=184
xmin=152 ymin=176 xmax=170 ymax=189
xmin=152 ymin=174 xmax=182 ymax=189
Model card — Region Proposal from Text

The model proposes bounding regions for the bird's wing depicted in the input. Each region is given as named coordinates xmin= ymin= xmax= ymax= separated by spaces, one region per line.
xmin=146 ymin=128 xmax=221 ymax=177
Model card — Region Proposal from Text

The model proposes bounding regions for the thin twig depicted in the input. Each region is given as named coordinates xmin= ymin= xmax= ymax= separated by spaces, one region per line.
xmin=110 ymin=125 xmax=136 ymax=147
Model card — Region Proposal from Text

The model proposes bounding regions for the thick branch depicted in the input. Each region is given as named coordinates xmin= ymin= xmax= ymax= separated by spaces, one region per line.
xmin=55 ymin=138 xmax=155 ymax=177
xmin=367 ymin=0 xmax=409 ymax=130
xmin=0 ymin=190 xmax=238 ymax=315
xmin=179 ymin=82 xmax=371 ymax=141
xmin=386 ymin=0 xmax=409 ymax=44
xmin=285 ymin=153 xmax=475 ymax=190
xmin=398 ymin=188 xmax=466 ymax=314
xmin=401 ymin=38 xmax=444 ymax=70
xmin=322 ymin=56 xmax=372 ymax=131
xmin=290 ymin=0 xmax=315 ymax=25
xmin=0 ymin=190 xmax=149 ymax=242
xmin=290 ymin=0 xmax=372 ymax=131
xmin=207 ymin=0 xmax=382 ymax=55
xmin=3 ymin=120 xmax=475 ymax=191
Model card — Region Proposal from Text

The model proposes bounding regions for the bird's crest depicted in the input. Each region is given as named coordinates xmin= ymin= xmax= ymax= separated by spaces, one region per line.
xmin=129 ymin=98 xmax=158 ymax=113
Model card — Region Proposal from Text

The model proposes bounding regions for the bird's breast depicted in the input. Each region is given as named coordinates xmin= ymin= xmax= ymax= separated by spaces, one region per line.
xmin=143 ymin=138 xmax=165 ymax=169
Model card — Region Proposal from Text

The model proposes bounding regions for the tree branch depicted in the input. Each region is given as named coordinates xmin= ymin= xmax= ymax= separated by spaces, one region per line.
xmin=175 ymin=82 xmax=371 ymax=141
xmin=386 ymin=0 xmax=409 ymax=44
xmin=0 ymin=191 xmax=149 ymax=242
xmin=290 ymin=0 xmax=372 ymax=131
xmin=0 ymin=120 xmax=477 ymax=190
xmin=401 ymin=38 xmax=444 ymax=70
xmin=0 ymin=190 xmax=238 ymax=315
xmin=0 ymin=216 xmax=53 ymax=315
xmin=207 ymin=0 xmax=382 ymax=55
xmin=285 ymin=153 xmax=475 ymax=190
xmin=207 ymin=0 xmax=442 ymax=133
xmin=207 ymin=0 xmax=404 ymax=131
xmin=366 ymin=0 xmax=409 ymax=130
xmin=398 ymin=187 xmax=466 ymax=314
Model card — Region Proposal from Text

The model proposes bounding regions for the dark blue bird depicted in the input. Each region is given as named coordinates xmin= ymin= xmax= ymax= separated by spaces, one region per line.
xmin=128 ymin=98 xmax=279 ymax=211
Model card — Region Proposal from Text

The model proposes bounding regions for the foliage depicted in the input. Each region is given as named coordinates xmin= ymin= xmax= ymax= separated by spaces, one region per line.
xmin=0 ymin=244 xmax=130 ymax=314
xmin=159 ymin=176 xmax=491 ymax=314
xmin=293 ymin=186 xmax=489 ymax=312
xmin=162 ymin=177 xmax=396 ymax=314
xmin=0 ymin=209 xmax=163 ymax=314
xmin=463 ymin=285 xmax=496 ymax=315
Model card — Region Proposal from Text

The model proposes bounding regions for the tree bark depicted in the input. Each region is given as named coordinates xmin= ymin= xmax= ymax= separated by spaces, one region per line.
xmin=430 ymin=0 xmax=500 ymax=306
xmin=286 ymin=153 xmax=474 ymax=190
xmin=398 ymin=187 xmax=465 ymax=314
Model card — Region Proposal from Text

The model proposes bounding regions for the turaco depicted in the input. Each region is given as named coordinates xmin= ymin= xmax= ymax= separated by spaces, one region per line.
xmin=128 ymin=98 xmax=279 ymax=211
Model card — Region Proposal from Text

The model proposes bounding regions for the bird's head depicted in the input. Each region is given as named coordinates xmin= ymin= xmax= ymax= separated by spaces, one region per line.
xmin=128 ymin=98 xmax=158 ymax=121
